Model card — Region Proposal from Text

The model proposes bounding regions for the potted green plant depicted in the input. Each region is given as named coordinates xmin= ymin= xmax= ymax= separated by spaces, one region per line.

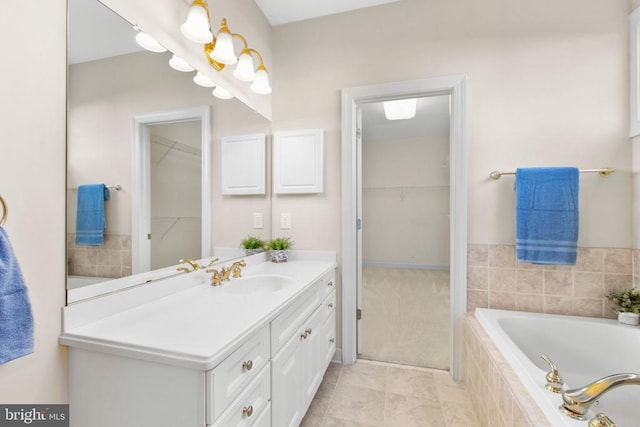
xmin=240 ymin=235 xmax=266 ymax=256
xmin=267 ymin=237 xmax=292 ymax=263
xmin=605 ymin=287 xmax=640 ymax=325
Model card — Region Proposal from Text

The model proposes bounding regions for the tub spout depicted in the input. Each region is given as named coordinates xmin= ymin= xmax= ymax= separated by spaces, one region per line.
xmin=561 ymin=373 xmax=640 ymax=420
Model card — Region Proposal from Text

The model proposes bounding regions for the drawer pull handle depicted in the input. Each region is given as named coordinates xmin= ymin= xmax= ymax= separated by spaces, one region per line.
xmin=327 ymin=281 xmax=334 ymax=287
xmin=330 ymin=338 xmax=335 ymax=343
xmin=306 ymin=328 xmax=313 ymax=335
xmin=328 ymin=303 xmax=334 ymax=309
xmin=300 ymin=331 xmax=308 ymax=340
xmin=242 ymin=405 xmax=254 ymax=417
xmin=242 ymin=360 xmax=253 ymax=371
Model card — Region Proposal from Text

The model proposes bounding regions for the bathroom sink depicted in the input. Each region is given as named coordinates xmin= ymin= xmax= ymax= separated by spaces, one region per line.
xmin=220 ymin=274 xmax=294 ymax=295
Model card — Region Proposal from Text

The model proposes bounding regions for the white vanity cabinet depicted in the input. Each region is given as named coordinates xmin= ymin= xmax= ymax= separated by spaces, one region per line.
xmin=61 ymin=260 xmax=337 ymax=427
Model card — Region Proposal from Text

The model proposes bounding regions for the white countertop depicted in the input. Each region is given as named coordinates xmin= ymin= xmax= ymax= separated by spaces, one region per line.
xmin=60 ymin=257 xmax=336 ymax=370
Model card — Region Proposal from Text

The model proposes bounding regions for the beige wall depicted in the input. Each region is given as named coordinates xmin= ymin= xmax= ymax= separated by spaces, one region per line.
xmin=0 ymin=0 xmax=67 ymax=403
xmin=362 ymin=136 xmax=450 ymax=265
xmin=272 ymin=0 xmax=632 ymax=249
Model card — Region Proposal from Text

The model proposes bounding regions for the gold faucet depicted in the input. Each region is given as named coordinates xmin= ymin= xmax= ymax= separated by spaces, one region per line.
xmin=231 ymin=260 xmax=247 ymax=278
xmin=179 ymin=258 xmax=202 ymax=271
xmin=205 ymin=257 xmax=220 ymax=267
xmin=540 ymin=354 xmax=563 ymax=393
xmin=206 ymin=268 xmax=221 ymax=286
xmin=561 ymin=373 xmax=640 ymax=420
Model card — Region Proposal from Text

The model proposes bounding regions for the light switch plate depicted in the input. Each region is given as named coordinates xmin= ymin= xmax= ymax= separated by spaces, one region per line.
xmin=280 ymin=212 xmax=291 ymax=229
xmin=253 ymin=212 xmax=263 ymax=229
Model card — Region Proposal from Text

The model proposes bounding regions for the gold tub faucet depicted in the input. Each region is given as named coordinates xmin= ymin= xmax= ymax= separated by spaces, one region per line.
xmin=561 ymin=373 xmax=640 ymax=420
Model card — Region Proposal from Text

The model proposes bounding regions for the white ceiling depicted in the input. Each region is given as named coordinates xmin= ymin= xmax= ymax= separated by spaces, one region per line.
xmin=361 ymin=95 xmax=451 ymax=141
xmin=253 ymin=0 xmax=403 ymax=26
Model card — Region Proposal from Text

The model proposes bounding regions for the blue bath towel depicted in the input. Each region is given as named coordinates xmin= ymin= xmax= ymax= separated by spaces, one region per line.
xmin=515 ymin=167 xmax=579 ymax=265
xmin=75 ymin=184 xmax=110 ymax=246
xmin=0 ymin=227 xmax=33 ymax=364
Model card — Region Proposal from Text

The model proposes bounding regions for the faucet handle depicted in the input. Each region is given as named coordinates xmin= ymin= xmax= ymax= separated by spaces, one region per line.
xmin=589 ymin=413 xmax=616 ymax=427
xmin=205 ymin=257 xmax=220 ymax=267
xmin=540 ymin=353 xmax=563 ymax=393
xmin=206 ymin=268 xmax=221 ymax=286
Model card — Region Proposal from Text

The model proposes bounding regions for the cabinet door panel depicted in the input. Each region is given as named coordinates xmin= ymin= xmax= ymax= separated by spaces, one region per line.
xmin=271 ymin=330 xmax=302 ymax=427
xmin=301 ymin=305 xmax=324 ymax=412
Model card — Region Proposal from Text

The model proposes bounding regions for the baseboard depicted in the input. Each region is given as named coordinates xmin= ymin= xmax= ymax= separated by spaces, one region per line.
xmin=332 ymin=348 xmax=343 ymax=364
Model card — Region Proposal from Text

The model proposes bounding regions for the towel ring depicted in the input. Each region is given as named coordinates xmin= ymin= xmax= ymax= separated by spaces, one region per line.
xmin=0 ymin=194 xmax=7 ymax=226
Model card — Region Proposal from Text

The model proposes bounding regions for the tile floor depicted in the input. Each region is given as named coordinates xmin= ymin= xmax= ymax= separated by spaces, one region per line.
xmin=300 ymin=360 xmax=480 ymax=427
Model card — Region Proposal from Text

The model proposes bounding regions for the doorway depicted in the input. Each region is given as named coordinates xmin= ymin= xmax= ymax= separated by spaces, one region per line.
xmin=358 ymin=95 xmax=451 ymax=370
xmin=341 ymin=75 xmax=468 ymax=380
xmin=132 ymin=106 xmax=212 ymax=274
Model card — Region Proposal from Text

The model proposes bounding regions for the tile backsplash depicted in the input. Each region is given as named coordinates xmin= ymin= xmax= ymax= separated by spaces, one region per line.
xmin=67 ymin=234 xmax=132 ymax=278
xmin=467 ymin=244 xmax=637 ymax=319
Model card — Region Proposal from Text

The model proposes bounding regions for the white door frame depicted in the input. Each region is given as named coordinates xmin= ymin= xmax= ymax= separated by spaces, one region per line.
xmin=341 ymin=75 xmax=468 ymax=380
xmin=132 ymin=106 xmax=212 ymax=274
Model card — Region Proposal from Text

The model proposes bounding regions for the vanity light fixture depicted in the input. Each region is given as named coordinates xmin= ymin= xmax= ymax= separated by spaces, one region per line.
xmin=169 ymin=54 xmax=195 ymax=72
xmin=383 ymin=98 xmax=418 ymax=120
xmin=179 ymin=0 xmax=272 ymax=96
xmin=180 ymin=0 xmax=214 ymax=44
xmin=193 ymin=71 xmax=216 ymax=87
xmin=133 ymin=27 xmax=166 ymax=53
xmin=212 ymin=85 xmax=234 ymax=100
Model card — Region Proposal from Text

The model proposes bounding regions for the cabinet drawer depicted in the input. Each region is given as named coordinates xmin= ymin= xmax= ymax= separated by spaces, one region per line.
xmin=212 ymin=364 xmax=271 ymax=427
xmin=207 ymin=325 xmax=270 ymax=423
xmin=322 ymin=270 xmax=336 ymax=298
xmin=271 ymin=279 xmax=322 ymax=355
xmin=251 ymin=402 xmax=271 ymax=427
xmin=322 ymin=311 xmax=336 ymax=369
xmin=322 ymin=290 xmax=336 ymax=323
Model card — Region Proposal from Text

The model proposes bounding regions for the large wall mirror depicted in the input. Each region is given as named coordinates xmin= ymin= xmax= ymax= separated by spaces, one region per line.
xmin=66 ymin=0 xmax=272 ymax=303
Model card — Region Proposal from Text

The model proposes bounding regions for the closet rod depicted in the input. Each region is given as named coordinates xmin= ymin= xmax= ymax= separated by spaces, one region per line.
xmin=489 ymin=167 xmax=614 ymax=180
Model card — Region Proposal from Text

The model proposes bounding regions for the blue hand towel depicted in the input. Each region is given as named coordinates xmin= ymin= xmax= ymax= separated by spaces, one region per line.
xmin=515 ymin=167 xmax=579 ymax=265
xmin=75 ymin=184 xmax=110 ymax=246
xmin=0 ymin=227 xmax=34 ymax=364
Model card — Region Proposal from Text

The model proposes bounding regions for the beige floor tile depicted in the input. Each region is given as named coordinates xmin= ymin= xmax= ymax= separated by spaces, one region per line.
xmin=323 ymin=415 xmax=381 ymax=427
xmin=328 ymin=383 xmax=385 ymax=426
xmin=337 ymin=361 xmax=388 ymax=391
xmin=300 ymin=412 xmax=324 ymax=427
xmin=441 ymin=400 xmax=481 ymax=426
xmin=383 ymin=392 xmax=446 ymax=427
xmin=386 ymin=366 xmax=439 ymax=401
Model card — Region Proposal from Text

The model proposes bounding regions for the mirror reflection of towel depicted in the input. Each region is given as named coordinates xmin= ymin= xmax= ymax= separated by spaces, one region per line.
xmin=75 ymin=184 xmax=110 ymax=246
xmin=515 ymin=167 xmax=579 ymax=265
xmin=0 ymin=227 xmax=33 ymax=364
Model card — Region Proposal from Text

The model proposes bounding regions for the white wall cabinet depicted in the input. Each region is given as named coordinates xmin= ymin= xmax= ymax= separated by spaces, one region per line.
xmin=221 ymin=133 xmax=266 ymax=195
xmin=273 ymin=129 xmax=323 ymax=194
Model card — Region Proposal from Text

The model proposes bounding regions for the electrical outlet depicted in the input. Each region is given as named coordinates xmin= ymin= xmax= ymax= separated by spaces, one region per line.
xmin=280 ymin=212 xmax=291 ymax=229
xmin=253 ymin=212 xmax=263 ymax=229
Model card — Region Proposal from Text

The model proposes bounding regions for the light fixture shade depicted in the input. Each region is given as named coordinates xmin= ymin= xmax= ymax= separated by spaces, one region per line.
xmin=233 ymin=49 xmax=256 ymax=82
xmin=212 ymin=85 xmax=234 ymax=100
xmin=180 ymin=1 xmax=213 ymax=44
xmin=135 ymin=31 xmax=166 ymax=53
xmin=250 ymin=65 xmax=272 ymax=95
xmin=383 ymin=98 xmax=417 ymax=120
xmin=210 ymin=29 xmax=237 ymax=65
xmin=169 ymin=54 xmax=195 ymax=72
xmin=193 ymin=71 xmax=216 ymax=87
